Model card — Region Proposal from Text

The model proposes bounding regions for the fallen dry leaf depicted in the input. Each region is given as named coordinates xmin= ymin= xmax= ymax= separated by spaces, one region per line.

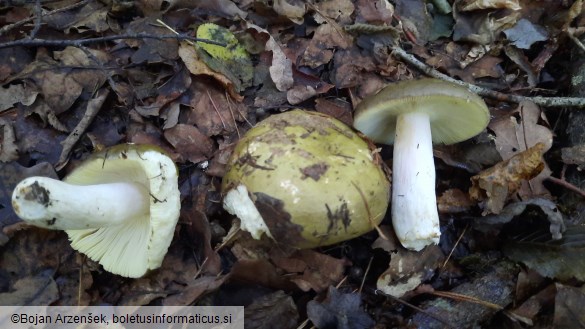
xmin=179 ymin=42 xmax=244 ymax=102
xmin=504 ymin=225 xmax=585 ymax=282
xmin=137 ymin=0 xmax=247 ymax=18
xmin=125 ymin=17 xmax=179 ymax=64
xmin=459 ymin=0 xmax=521 ymax=11
xmin=245 ymin=290 xmax=299 ymax=329
xmin=246 ymin=23 xmax=294 ymax=92
xmin=0 ymin=228 xmax=90 ymax=305
xmin=470 ymin=143 xmax=546 ymax=215
xmin=0 ymin=119 xmax=18 ymax=162
xmin=301 ymin=23 xmax=352 ymax=68
xmin=453 ymin=8 xmax=520 ymax=44
xmin=272 ymin=250 xmax=350 ymax=293
xmin=314 ymin=97 xmax=353 ymax=126
xmin=307 ymin=287 xmax=374 ymax=329
xmin=561 ymin=144 xmax=585 ymax=169
xmin=553 ymin=283 xmax=585 ymax=328
xmin=504 ymin=19 xmax=549 ymax=50
xmin=377 ymin=245 xmax=444 ymax=298
xmin=313 ymin=0 xmax=354 ymax=23
xmin=134 ymin=67 xmax=191 ymax=117
xmin=489 ymin=101 xmax=553 ymax=198
xmin=164 ymin=124 xmax=214 ymax=164
xmin=0 ymin=84 xmax=37 ymax=112
xmin=0 ymin=275 xmax=59 ymax=306
xmin=273 ymin=0 xmax=306 ymax=24
xmin=184 ymin=79 xmax=247 ymax=137
xmin=508 ymin=284 xmax=555 ymax=326
xmin=438 ymin=188 xmax=475 ymax=213
xmin=354 ymin=0 xmax=394 ymax=24
xmin=20 ymin=59 xmax=82 ymax=114
xmin=475 ymin=198 xmax=565 ymax=240
xmin=287 ymin=69 xmax=334 ymax=104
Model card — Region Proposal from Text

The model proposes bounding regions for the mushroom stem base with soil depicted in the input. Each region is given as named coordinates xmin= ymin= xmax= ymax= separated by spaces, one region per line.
xmin=12 ymin=176 xmax=149 ymax=230
xmin=392 ymin=112 xmax=441 ymax=251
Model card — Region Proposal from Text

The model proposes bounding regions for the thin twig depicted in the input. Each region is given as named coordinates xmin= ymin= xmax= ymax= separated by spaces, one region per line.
xmin=546 ymin=176 xmax=585 ymax=198
xmin=441 ymin=223 xmax=468 ymax=270
xmin=0 ymin=33 xmax=224 ymax=50
xmin=351 ymin=181 xmax=389 ymax=240
xmin=371 ymin=287 xmax=455 ymax=328
xmin=426 ymin=290 xmax=505 ymax=311
xmin=227 ymin=90 xmax=254 ymax=128
xmin=359 ymin=256 xmax=373 ymax=294
xmin=207 ymin=89 xmax=228 ymax=130
xmin=390 ymin=45 xmax=585 ymax=107
xmin=29 ymin=0 xmax=42 ymax=39
xmin=0 ymin=0 xmax=91 ymax=36
xmin=55 ymin=88 xmax=109 ymax=170
xmin=225 ymin=95 xmax=241 ymax=138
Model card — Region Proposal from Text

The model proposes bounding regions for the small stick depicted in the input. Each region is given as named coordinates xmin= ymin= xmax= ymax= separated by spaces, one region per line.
xmin=546 ymin=176 xmax=585 ymax=198
xmin=56 ymin=88 xmax=109 ymax=170
xmin=0 ymin=33 xmax=224 ymax=50
xmin=390 ymin=45 xmax=585 ymax=107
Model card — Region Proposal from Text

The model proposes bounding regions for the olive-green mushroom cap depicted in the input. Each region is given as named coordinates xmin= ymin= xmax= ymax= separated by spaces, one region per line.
xmin=354 ymin=79 xmax=490 ymax=145
xmin=222 ymin=110 xmax=390 ymax=249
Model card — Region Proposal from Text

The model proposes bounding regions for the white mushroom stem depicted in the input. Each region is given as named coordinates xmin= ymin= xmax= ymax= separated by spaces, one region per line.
xmin=392 ymin=112 xmax=441 ymax=251
xmin=12 ymin=176 xmax=149 ymax=230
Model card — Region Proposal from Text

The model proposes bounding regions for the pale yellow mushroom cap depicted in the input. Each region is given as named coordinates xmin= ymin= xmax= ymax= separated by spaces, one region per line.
xmin=64 ymin=144 xmax=180 ymax=278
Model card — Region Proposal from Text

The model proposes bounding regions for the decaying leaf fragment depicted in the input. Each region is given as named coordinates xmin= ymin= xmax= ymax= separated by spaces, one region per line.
xmin=475 ymin=198 xmax=565 ymax=240
xmin=307 ymin=286 xmax=374 ymax=329
xmin=376 ymin=246 xmax=444 ymax=298
xmin=196 ymin=23 xmax=254 ymax=92
xmin=554 ymin=283 xmax=585 ymax=328
xmin=561 ymin=144 xmax=585 ymax=169
xmin=246 ymin=23 xmax=294 ymax=92
xmin=459 ymin=0 xmax=521 ymax=11
xmin=470 ymin=143 xmax=546 ymax=215
xmin=0 ymin=119 xmax=18 ymax=163
xmin=179 ymin=43 xmax=243 ymax=101
xmin=504 ymin=225 xmax=585 ymax=281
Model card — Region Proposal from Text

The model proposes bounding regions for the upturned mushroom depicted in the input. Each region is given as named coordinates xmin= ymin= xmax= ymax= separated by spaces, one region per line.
xmin=222 ymin=110 xmax=390 ymax=248
xmin=11 ymin=144 xmax=181 ymax=278
xmin=353 ymin=79 xmax=490 ymax=251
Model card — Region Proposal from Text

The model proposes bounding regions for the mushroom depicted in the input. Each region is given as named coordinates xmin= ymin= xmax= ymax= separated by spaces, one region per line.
xmin=222 ymin=110 xmax=390 ymax=248
xmin=353 ymin=79 xmax=490 ymax=251
xmin=11 ymin=144 xmax=181 ymax=278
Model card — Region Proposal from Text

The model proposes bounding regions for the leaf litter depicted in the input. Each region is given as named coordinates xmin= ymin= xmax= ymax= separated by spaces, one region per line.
xmin=0 ymin=0 xmax=584 ymax=327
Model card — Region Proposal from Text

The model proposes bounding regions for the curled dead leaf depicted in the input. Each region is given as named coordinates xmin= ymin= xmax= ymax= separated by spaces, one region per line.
xmin=459 ymin=0 xmax=521 ymax=11
xmin=470 ymin=143 xmax=546 ymax=215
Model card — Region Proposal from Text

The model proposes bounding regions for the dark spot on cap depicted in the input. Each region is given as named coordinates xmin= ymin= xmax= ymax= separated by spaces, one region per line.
xmin=325 ymin=201 xmax=351 ymax=233
xmin=23 ymin=181 xmax=51 ymax=207
xmin=300 ymin=163 xmax=329 ymax=181
xmin=46 ymin=218 xmax=57 ymax=226
xmin=253 ymin=192 xmax=304 ymax=246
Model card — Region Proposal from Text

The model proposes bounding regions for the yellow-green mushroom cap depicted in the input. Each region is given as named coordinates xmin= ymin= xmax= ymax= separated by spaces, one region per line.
xmin=222 ymin=110 xmax=390 ymax=249
xmin=353 ymin=79 xmax=490 ymax=145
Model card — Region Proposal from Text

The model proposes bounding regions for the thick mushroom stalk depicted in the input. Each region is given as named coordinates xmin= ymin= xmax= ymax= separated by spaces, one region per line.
xmin=353 ymin=79 xmax=490 ymax=251
xmin=392 ymin=112 xmax=440 ymax=251
xmin=12 ymin=176 xmax=149 ymax=230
